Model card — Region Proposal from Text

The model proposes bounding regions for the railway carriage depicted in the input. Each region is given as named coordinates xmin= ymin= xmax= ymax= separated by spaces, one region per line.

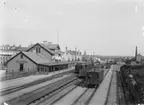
xmin=75 ymin=62 xmax=93 ymax=78
xmin=86 ymin=69 xmax=104 ymax=87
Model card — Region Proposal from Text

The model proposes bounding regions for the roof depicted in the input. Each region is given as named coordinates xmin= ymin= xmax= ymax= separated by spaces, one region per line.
xmin=26 ymin=43 xmax=55 ymax=55
xmin=41 ymin=61 xmax=71 ymax=66
xmin=39 ymin=43 xmax=55 ymax=54
xmin=46 ymin=44 xmax=60 ymax=50
xmin=23 ymin=52 xmax=51 ymax=64
xmin=5 ymin=52 xmax=51 ymax=65
xmin=5 ymin=51 xmax=73 ymax=66
xmin=67 ymin=50 xmax=77 ymax=55
xmin=59 ymin=51 xmax=65 ymax=54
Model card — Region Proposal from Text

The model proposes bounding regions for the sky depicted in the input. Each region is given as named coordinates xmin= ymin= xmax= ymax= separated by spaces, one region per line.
xmin=1 ymin=0 xmax=144 ymax=56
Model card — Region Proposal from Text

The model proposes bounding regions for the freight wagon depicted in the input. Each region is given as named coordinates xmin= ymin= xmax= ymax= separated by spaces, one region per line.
xmin=86 ymin=69 xmax=104 ymax=87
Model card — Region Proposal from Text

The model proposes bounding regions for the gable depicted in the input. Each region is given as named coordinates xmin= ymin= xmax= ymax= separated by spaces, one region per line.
xmin=26 ymin=43 xmax=54 ymax=55
xmin=5 ymin=52 xmax=37 ymax=65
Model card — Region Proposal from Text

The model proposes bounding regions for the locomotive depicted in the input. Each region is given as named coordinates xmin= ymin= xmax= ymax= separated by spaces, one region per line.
xmin=75 ymin=62 xmax=107 ymax=87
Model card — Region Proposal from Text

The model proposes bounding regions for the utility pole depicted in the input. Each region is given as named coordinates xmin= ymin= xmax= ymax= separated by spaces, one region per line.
xmin=57 ymin=30 xmax=59 ymax=45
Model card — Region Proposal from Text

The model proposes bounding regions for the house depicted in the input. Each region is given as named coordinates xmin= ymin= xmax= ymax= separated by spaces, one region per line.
xmin=62 ymin=51 xmax=73 ymax=61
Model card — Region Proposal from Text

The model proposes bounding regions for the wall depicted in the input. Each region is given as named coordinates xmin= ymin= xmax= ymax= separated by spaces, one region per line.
xmin=62 ymin=52 xmax=72 ymax=61
xmin=7 ymin=54 xmax=37 ymax=72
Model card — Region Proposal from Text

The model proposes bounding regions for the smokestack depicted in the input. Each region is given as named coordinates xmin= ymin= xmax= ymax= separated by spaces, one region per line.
xmin=48 ymin=42 xmax=52 ymax=45
xmin=43 ymin=41 xmax=48 ymax=45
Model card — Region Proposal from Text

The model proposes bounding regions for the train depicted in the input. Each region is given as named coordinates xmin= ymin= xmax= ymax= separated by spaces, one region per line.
xmin=86 ymin=69 xmax=104 ymax=87
xmin=75 ymin=62 xmax=110 ymax=87
xmin=75 ymin=62 xmax=93 ymax=78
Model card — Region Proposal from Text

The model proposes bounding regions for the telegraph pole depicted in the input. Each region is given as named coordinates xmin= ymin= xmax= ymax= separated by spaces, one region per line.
xmin=57 ymin=30 xmax=59 ymax=45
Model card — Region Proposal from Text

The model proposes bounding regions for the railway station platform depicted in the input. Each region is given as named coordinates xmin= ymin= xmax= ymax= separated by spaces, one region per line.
xmin=0 ymin=67 xmax=74 ymax=91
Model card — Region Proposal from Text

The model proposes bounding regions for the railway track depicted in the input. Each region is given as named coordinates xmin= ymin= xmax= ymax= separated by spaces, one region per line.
xmin=30 ymin=79 xmax=82 ymax=105
xmin=50 ymin=66 xmax=111 ymax=105
xmin=71 ymin=88 xmax=96 ymax=105
xmin=71 ymin=68 xmax=110 ymax=105
xmin=0 ymin=71 xmax=74 ymax=96
xmin=6 ymin=75 xmax=78 ymax=105
xmin=4 ymin=66 xmax=111 ymax=105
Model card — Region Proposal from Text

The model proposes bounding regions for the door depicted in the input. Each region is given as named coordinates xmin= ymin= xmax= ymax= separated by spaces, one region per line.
xmin=20 ymin=64 xmax=24 ymax=71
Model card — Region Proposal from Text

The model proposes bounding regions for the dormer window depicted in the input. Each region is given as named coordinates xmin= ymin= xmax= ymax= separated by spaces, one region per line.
xmin=21 ymin=54 xmax=23 ymax=59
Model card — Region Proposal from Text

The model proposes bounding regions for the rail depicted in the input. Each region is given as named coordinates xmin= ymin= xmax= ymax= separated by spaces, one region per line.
xmin=0 ymin=71 xmax=75 ymax=96
xmin=6 ymin=76 xmax=78 ymax=105
xmin=33 ymin=79 xmax=83 ymax=105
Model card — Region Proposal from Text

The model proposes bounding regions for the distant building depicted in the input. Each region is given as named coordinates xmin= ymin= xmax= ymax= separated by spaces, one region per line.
xmin=61 ymin=47 xmax=82 ymax=61
xmin=134 ymin=46 xmax=144 ymax=63
xmin=136 ymin=54 xmax=144 ymax=63
xmin=126 ymin=46 xmax=144 ymax=65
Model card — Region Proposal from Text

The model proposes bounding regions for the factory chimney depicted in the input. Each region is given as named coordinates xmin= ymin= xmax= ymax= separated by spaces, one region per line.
xmin=135 ymin=46 xmax=138 ymax=60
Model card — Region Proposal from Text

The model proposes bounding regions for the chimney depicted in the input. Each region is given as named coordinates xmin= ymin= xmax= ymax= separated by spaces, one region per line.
xmin=48 ymin=42 xmax=52 ymax=45
xmin=43 ymin=41 xmax=48 ymax=45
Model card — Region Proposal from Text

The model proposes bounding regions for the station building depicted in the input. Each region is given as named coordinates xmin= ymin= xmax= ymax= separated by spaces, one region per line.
xmin=5 ymin=42 xmax=74 ymax=73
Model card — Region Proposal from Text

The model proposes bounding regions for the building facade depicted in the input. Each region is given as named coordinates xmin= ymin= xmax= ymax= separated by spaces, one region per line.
xmin=61 ymin=47 xmax=82 ymax=61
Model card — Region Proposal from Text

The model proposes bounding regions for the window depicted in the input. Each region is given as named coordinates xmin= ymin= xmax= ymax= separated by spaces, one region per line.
xmin=39 ymin=48 xmax=41 ymax=53
xmin=21 ymin=54 xmax=23 ymax=59
xmin=36 ymin=47 xmax=41 ymax=53
xmin=20 ymin=63 xmax=24 ymax=71
xmin=36 ymin=47 xmax=38 ymax=53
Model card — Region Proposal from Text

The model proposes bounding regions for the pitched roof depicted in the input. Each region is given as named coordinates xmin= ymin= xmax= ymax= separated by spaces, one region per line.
xmin=5 ymin=52 xmax=51 ymax=65
xmin=26 ymin=43 xmax=55 ymax=55
xmin=46 ymin=44 xmax=60 ymax=50
xmin=23 ymin=52 xmax=51 ymax=64
xmin=41 ymin=61 xmax=70 ymax=66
